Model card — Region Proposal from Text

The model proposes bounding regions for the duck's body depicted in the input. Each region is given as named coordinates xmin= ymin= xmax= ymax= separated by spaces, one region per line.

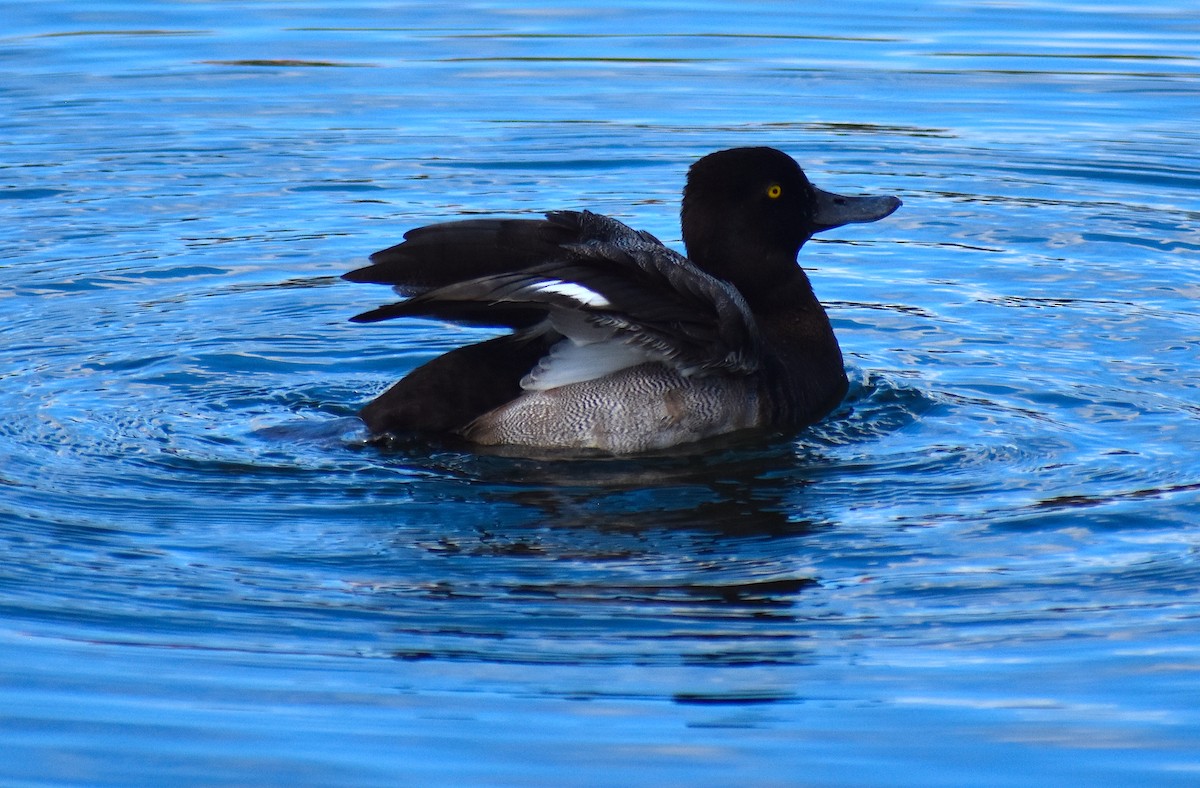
xmin=344 ymin=147 xmax=900 ymax=453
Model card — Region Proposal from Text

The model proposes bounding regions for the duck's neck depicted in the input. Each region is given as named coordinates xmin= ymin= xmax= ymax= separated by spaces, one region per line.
xmin=752 ymin=263 xmax=848 ymax=427
xmin=755 ymin=265 xmax=838 ymax=344
xmin=753 ymin=256 xmax=819 ymax=308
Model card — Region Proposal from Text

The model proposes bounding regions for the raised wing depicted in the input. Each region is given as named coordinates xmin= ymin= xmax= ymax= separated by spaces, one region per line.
xmin=343 ymin=216 xmax=583 ymax=294
xmin=346 ymin=210 xmax=761 ymax=384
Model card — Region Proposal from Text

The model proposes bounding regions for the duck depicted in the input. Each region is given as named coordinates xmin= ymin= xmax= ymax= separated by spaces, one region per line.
xmin=343 ymin=146 xmax=901 ymax=454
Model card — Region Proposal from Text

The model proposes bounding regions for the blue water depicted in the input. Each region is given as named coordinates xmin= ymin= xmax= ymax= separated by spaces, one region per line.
xmin=3 ymin=1 xmax=1200 ymax=784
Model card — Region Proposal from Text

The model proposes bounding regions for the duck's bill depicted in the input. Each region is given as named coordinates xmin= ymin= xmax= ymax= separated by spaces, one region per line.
xmin=811 ymin=187 xmax=902 ymax=232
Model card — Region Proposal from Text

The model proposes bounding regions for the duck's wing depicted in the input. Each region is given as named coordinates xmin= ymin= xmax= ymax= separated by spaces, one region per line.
xmin=347 ymin=211 xmax=761 ymax=386
xmin=343 ymin=216 xmax=583 ymax=295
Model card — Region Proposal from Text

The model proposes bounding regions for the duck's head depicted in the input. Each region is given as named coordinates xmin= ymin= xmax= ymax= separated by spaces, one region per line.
xmin=681 ymin=147 xmax=901 ymax=298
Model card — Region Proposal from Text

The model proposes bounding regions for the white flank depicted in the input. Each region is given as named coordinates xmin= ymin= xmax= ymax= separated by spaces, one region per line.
xmin=520 ymin=338 xmax=652 ymax=391
xmin=531 ymin=279 xmax=611 ymax=308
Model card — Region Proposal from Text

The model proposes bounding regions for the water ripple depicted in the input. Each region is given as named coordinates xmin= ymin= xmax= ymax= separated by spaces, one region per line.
xmin=3 ymin=0 xmax=1200 ymax=781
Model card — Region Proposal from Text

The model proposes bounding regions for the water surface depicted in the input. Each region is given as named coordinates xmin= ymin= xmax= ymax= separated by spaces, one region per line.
xmin=3 ymin=1 xmax=1200 ymax=785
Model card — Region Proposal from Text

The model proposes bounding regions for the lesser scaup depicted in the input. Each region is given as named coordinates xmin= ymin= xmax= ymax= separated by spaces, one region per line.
xmin=344 ymin=147 xmax=901 ymax=453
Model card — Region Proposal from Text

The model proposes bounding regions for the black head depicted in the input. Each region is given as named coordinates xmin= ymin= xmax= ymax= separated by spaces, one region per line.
xmin=681 ymin=147 xmax=900 ymax=299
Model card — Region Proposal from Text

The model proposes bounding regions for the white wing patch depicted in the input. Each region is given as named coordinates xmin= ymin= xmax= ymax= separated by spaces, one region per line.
xmin=530 ymin=279 xmax=611 ymax=308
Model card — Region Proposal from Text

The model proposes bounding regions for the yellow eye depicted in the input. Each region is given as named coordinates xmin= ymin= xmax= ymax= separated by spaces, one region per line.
xmin=766 ymin=183 xmax=783 ymax=199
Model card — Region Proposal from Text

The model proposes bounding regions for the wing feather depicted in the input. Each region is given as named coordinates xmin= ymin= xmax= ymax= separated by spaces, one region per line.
xmin=346 ymin=210 xmax=761 ymax=383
